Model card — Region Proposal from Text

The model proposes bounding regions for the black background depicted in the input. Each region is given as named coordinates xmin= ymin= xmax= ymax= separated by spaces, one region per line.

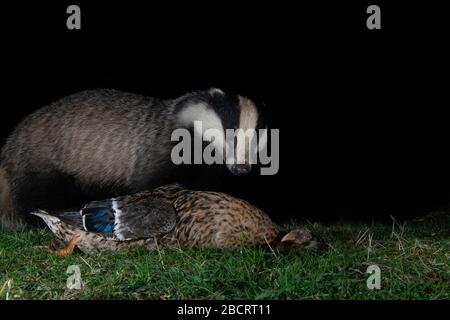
xmin=1 ymin=1 xmax=449 ymax=222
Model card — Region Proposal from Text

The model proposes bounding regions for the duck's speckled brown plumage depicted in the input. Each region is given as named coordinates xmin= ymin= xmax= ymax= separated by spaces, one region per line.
xmin=156 ymin=186 xmax=280 ymax=249
xmin=34 ymin=185 xmax=324 ymax=254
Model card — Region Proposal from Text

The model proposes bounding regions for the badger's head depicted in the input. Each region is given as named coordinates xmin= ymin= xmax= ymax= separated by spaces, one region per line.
xmin=175 ymin=88 xmax=267 ymax=176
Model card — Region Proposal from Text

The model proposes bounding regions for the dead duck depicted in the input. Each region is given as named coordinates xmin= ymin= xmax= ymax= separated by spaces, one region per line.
xmin=32 ymin=184 xmax=326 ymax=255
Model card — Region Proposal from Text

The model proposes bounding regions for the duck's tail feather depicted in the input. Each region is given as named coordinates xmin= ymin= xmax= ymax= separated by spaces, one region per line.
xmin=31 ymin=208 xmax=84 ymax=229
xmin=30 ymin=210 xmax=62 ymax=233
xmin=51 ymin=209 xmax=85 ymax=230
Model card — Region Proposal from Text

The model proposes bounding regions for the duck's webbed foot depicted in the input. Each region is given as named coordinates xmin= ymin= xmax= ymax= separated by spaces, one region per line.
xmin=48 ymin=234 xmax=80 ymax=256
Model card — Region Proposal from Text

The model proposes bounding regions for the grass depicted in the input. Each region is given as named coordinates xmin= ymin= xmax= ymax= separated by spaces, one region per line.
xmin=0 ymin=211 xmax=449 ymax=300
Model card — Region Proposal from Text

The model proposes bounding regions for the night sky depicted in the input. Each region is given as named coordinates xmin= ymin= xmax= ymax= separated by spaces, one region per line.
xmin=1 ymin=2 xmax=449 ymax=222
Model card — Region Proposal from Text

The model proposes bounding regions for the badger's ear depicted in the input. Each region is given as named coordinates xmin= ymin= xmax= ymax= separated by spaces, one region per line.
xmin=208 ymin=88 xmax=225 ymax=96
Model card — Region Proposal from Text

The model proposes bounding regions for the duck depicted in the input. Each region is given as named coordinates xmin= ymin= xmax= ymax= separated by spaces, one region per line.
xmin=32 ymin=184 xmax=326 ymax=255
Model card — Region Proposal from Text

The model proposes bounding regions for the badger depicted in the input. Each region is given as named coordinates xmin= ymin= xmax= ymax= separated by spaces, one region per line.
xmin=0 ymin=88 xmax=267 ymax=229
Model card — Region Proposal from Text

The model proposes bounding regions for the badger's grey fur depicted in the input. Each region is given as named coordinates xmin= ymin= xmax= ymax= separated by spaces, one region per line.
xmin=0 ymin=88 xmax=265 ymax=228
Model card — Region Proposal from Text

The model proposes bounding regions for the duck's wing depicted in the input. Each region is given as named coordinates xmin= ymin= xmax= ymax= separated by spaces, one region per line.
xmin=35 ymin=193 xmax=177 ymax=241
xmin=112 ymin=197 xmax=177 ymax=241
xmin=74 ymin=194 xmax=177 ymax=240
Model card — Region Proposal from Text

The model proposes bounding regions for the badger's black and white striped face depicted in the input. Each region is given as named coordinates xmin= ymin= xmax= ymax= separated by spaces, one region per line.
xmin=177 ymin=88 xmax=267 ymax=176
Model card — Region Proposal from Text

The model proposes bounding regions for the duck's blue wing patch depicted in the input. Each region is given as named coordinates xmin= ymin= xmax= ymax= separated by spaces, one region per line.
xmin=82 ymin=207 xmax=115 ymax=234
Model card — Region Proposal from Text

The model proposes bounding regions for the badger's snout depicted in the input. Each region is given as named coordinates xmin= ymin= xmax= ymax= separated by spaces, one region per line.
xmin=228 ymin=164 xmax=251 ymax=176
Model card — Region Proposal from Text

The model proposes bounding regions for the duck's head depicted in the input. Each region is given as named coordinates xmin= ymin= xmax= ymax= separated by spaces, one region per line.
xmin=276 ymin=228 xmax=328 ymax=252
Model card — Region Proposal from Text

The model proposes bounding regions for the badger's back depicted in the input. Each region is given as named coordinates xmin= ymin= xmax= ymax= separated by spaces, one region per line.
xmin=1 ymin=89 xmax=176 ymax=190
